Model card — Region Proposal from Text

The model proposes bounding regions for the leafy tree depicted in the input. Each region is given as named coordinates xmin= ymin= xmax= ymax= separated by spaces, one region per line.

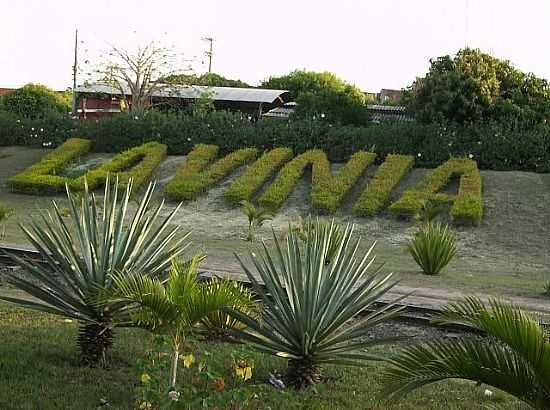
xmin=164 ymin=72 xmax=250 ymax=88
xmin=404 ymin=48 xmax=550 ymax=124
xmin=261 ymin=70 xmax=367 ymax=125
xmin=382 ymin=297 xmax=550 ymax=409
xmin=2 ymin=84 xmax=70 ymax=119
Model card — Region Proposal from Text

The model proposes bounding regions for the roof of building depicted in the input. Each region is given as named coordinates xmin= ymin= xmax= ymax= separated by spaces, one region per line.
xmin=0 ymin=88 xmax=15 ymax=96
xmin=75 ymin=83 xmax=289 ymax=104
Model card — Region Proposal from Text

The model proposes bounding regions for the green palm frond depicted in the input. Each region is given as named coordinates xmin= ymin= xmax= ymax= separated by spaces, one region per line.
xmin=200 ymin=279 xmax=259 ymax=337
xmin=382 ymin=297 xmax=550 ymax=409
xmin=227 ymin=219 xmax=406 ymax=388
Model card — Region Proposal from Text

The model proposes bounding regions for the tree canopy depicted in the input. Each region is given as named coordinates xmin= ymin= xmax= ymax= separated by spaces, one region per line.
xmin=2 ymin=84 xmax=70 ymax=119
xmin=403 ymin=48 xmax=550 ymax=124
xmin=261 ymin=70 xmax=368 ymax=125
xmin=164 ymin=72 xmax=250 ymax=88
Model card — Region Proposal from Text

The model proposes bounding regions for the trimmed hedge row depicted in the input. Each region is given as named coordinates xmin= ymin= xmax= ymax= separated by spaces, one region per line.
xmin=312 ymin=151 xmax=376 ymax=214
xmin=353 ymin=154 xmax=415 ymax=217
xmin=3 ymin=110 xmax=550 ymax=173
xmin=70 ymin=142 xmax=167 ymax=192
xmin=8 ymin=138 xmax=92 ymax=194
xmin=389 ymin=158 xmax=482 ymax=224
xmin=449 ymin=164 xmax=483 ymax=226
xmin=223 ymin=148 xmax=294 ymax=205
xmin=165 ymin=144 xmax=258 ymax=201
xmin=258 ymin=149 xmax=375 ymax=213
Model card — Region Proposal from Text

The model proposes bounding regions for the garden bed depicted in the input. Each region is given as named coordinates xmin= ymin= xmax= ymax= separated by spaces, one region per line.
xmin=1 ymin=145 xmax=549 ymax=302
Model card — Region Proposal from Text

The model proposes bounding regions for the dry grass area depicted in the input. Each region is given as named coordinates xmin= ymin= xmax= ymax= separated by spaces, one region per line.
xmin=1 ymin=145 xmax=549 ymax=306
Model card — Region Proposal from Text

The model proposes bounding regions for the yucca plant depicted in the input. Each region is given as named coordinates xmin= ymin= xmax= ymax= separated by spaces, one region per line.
xmin=0 ymin=177 xmax=191 ymax=366
xmin=105 ymin=257 xmax=253 ymax=388
xmin=407 ymin=221 xmax=456 ymax=275
xmin=382 ymin=297 xmax=550 ymax=409
xmin=240 ymin=200 xmax=272 ymax=241
xmin=227 ymin=219 xmax=406 ymax=389
xmin=294 ymin=216 xmax=345 ymax=265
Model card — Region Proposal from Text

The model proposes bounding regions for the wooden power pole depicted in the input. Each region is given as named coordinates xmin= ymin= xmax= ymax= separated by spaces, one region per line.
xmin=71 ymin=29 xmax=78 ymax=116
xmin=203 ymin=37 xmax=214 ymax=73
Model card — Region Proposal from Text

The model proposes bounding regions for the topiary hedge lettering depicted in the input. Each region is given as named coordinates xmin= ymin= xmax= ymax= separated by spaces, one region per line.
xmin=9 ymin=139 xmax=166 ymax=194
xmin=224 ymin=147 xmax=294 ymax=205
xmin=70 ymin=141 xmax=167 ymax=192
xmin=8 ymin=141 xmax=483 ymax=226
xmin=165 ymin=144 xmax=258 ymax=201
xmin=389 ymin=158 xmax=483 ymax=225
xmin=8 ymin=138 xmax=92 ymax=194
xmin=353 ymin=154 xmax=415 ymax=217
xmin=258 ymin=149 xmax=375 ymax=213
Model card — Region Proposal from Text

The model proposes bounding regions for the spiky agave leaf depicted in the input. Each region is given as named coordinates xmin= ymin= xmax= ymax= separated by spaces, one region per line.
xmin=382 ymin=297 xmax=550 ymax=409
xmin=227 ymin=219 xmax=407 ymax=388
xmin=0 ymin=176 xmax=191 ymax=363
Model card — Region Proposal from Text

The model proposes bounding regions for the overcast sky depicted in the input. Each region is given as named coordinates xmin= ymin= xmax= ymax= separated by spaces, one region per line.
xmin=1 ymin=0 xmax=549 ymax=92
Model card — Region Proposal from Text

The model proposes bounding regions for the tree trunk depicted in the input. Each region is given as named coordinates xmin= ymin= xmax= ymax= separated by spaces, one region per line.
xmin=169 ymin=347 xmax=180 ymax=388
xmin=77 ymin=323 xmax=113 ymax=367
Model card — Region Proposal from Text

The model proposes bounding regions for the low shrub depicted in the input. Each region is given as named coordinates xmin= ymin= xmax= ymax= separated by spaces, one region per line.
xmin=389 ymin=158 xmax=482 ymax=224
xmin=165 ymin=144 xmax=258 ymax=201
xmin=8 ymin=138 xmax=92 ymax=194
xmin=259 ymin=150 xmax=375 ymax=213
xmin=224 ymin=148 xmax=294 ymax=205
xmin=353 ymin=154 xmax=414 ymax=216
xmin=70 ymin=141 xmax=167 ymax=192
xmin=407 ymin=222 xmax=456 ymax=275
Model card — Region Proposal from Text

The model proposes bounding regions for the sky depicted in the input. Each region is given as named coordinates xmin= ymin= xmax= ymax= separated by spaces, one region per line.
xmin=1 ymin=0 xmax=550 ymax=92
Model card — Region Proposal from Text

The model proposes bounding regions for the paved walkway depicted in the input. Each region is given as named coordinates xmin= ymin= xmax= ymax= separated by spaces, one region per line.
xmin=201 ymin=257 xmax=550 ymax=317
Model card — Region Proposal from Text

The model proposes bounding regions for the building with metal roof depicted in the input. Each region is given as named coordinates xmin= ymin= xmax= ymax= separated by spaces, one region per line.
xmin=75 ymin=83 xmax=290 ymax=119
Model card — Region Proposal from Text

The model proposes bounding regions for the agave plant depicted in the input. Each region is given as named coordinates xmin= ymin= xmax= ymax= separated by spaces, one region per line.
xmin=227 ymin=219 xmax=405 ymax=389
xmin=105 ymin=257 xmax=253 ymax=388
xmin=294 ymin=216 xmax=345 ymax=265
xmin=382 ymin=297 xmax=550 ymax=409
xmin=407 ymin=221 xmax=456 ymax=275
xmin=0 ymin=177 xmax=190 ymax=366
xmin=240 ymin=200 xmax=272 ymax=241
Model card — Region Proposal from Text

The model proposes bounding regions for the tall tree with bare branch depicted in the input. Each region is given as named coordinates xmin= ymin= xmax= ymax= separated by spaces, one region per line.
xmin=96 ymin=42 xmax=186 ymax=114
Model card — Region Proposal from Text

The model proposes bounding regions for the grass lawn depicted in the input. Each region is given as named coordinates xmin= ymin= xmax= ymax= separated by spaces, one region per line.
xmin=0 ymin=300 xmax=522 ymax=410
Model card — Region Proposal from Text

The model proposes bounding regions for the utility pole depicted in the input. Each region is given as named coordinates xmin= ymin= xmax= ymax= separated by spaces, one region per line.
xmin=71 ymin=29 xmax=78 ymax=117
xmin=202 ymin=37 xmax=214 ymax=73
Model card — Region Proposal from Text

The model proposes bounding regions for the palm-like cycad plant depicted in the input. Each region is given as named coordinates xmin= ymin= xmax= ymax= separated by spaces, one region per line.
xmin=106 ymin=257 xmax=254 ymax=388
xmin=0 ymin=177 xmax=190 ymax=366
xmin=227 ymin=219 xmax=406 ymax=389
xmin=240 ymin=200 xmax=272 ymax=241
xmin=382 ymin=297 xmax=550 ymax=409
